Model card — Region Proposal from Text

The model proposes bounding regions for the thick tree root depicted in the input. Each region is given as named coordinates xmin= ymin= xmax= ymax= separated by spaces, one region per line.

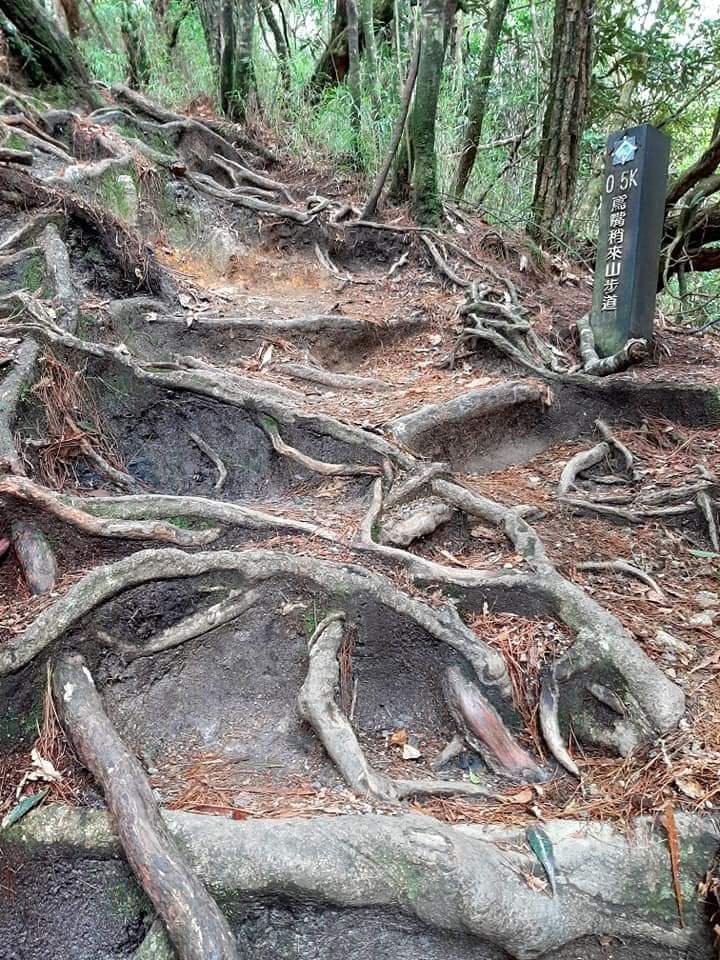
xmin=557 ymin=442 xmax=610 ymax=496
xmin=0 ymin=314 xmax=412 ymax=468
xmin=351 ymin=476 xmax=684 ymax=760
xmin=297 ymin=614 xmax=497 ymax=801
xmin=0 ymin=476 xmax=222 ymax=547
xmin=98 ymin=588 xmax=261 ymax=661
xmin=577 ymin=313 xmax=649 ymax=374
xmin=7 ymin=804 xmax=718 ymax=960
xmin=0 ymin=339 xmax=38 ymax=474
xmin=0 ymin=549 xmax=510 ymax=700
xmin=52 ymin=654 xmax=238 ymax=960
xmin=387 ymin=382 xmax=548 ymax=452
xmin=278 ymin=361 xmax=394 ymax=392
xmin=10 ymin=518 xmax=57 ymax=595
xmin=260 ymin=418 xmax=383 ymax=477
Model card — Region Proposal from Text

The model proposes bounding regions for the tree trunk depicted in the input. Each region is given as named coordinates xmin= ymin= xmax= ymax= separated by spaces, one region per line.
xmin=258 ymin=0 xmax=290 ymax=88
xmin=309 ymin=0 xmax=393 ymax=95
xmin=528 ymin=0 xmax=593 ymax=246
xmin=358 ymin=0 xmax=381 ymax=113
xmin=453 ymin=0 xmax=510 ymax=199
xmin=346 ymin=0 xmax=362 ymax=163
xmin=408 ymin=0 xmax=452 ymax=223
xmin=197 ymin=0 xmax=256 ymax=120
xmin=120 ymin=0 xmax=151 ymax=89
xmin=0 ymin=0 xmax=91 ymax=89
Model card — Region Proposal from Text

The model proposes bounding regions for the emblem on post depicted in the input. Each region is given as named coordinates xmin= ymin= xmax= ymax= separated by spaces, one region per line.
xmin=611 ymin=135 xmax=639 ymax=166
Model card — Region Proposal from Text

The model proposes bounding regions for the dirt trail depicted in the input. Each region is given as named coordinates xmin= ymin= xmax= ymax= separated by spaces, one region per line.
xmin=0 ymin=85 xmax=719 ymax=960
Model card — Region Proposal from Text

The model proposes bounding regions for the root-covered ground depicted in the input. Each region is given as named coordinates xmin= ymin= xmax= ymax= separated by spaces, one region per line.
xmin=1 ymin=82 xmax=720 ymax=960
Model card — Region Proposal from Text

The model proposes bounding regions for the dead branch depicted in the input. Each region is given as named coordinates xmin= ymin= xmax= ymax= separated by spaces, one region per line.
xmin=52 ymin=654 xmax=238 ymax=960
xmin=575 ymin=559 xmax=665 ymax=599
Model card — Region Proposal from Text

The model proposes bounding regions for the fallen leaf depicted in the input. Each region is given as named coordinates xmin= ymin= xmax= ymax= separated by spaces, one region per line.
xmin=1 ymin=789 xmax=48 ymax=830
xmin=389 ymin=729 xmax=408 ymax=747
xmin=402 ymin=743 xmax=422 ymax=760
xmin=502 ymin=788 xmax=533 ymax=805
xmin=674 ymin=777 xmax=704 ymax=801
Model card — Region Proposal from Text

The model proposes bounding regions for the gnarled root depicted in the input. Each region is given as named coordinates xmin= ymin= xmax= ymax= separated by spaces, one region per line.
xmin=7 ymin=804 xmax=717 ymax=960
xmin=52 ymin=654 xmax=238 ymax=960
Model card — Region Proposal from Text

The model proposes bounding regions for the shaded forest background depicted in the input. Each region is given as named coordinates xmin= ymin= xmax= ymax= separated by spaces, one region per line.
xmin=0 ymin=0 xmax=718 ymax=320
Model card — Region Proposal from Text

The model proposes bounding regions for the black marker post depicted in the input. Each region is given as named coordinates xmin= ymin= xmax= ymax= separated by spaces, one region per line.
xmin=590 ymin=123 xmax=670 ymax=357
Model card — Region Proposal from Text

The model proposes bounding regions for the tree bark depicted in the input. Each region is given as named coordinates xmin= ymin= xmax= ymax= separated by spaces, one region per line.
xmin=528 ymin=0 xmax=593 ymax=246
xmin=120 ymin=0 xmax=151 ymax=89
xmin=52 ymin=653 xmax=238 ymax=960
xmin=361 ymin=34 xmax=421 ymax=218
xmin=197 ymin=0 xmax=256 ymax=120
xmin=0 ymin=0 xmax=91 ymax=89
xmin=358 ymin=0 xmax=381 ymax=113
xmin=346 ymin=0 xmax=362 ymax=163
xmin=408 ymin=0 xmax=451 ymax=223
xmin=258 ymin=0 xmax=290 ymax=87
xmin=453 ymin=0 xmax=510 ymax=199
xmin=309 ymin=0 xmax=393 ymax=94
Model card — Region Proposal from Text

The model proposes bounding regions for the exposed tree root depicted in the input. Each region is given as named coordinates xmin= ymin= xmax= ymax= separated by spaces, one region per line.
xmin=260 ymin=417 xmax=383 ymax=477
xmin=557 ymin=442 xmax=610 ymax=496
xmin=52 ymin=654 xmax=238 ymax=960
xmin=98 ymin=588 xmax=262 ymax=660
xmin=109 ymin=84 xmax=277 ymax=164
xmin=278 ymin=361 xmax=394 ymax=392
xmin=10 ymin=518 xmax=57 ymax=595
xmin=0 ymin=313 xmax=412 ymax=468
xmin=187 ymin=431 xmax=227 ymax=491
xmin=0 ymin=476 xmax=222 ymax=547
xmin=0 ymin=550 xmax=510 ymax=704
xmin=0 ymin=166 xmax=165 ymax=294
xmin=0 ymin=338 xmax=38 ymax=474
xmin=7 ymin=804 xmax=718 ymax=960
xmin=576 ymin=559 xmax=665 ymax=599
xmin=387 ymin=382 xmax=548 ymax=453
xmin=297 ymin=614 xmax=498 ymax=801
xmin=576 ymin=314 xmax=649 ymax=375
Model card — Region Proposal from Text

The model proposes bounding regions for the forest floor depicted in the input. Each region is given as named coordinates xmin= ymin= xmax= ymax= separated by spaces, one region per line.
xmin=0 ymin=85 xmax=719 ymax=960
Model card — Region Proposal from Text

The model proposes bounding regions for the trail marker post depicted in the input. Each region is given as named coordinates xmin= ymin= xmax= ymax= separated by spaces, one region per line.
xmin=590 ymin=123 xmax=670 ymax=357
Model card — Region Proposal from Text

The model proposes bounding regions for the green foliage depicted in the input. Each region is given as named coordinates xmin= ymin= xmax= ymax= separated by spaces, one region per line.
xmin=75 ymin=0 xmax=720 ymax=260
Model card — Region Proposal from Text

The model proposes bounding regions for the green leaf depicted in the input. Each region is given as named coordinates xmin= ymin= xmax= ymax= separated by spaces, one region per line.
xmin=688 ymin=549 xmax=720 ymax=559
xmin=1 ymin=789 xmax=49 ymax=830
xmin=526 ymin=826 xmax=557 ymax=896
xmin=468 ymin=768 xmax=481 ymax=784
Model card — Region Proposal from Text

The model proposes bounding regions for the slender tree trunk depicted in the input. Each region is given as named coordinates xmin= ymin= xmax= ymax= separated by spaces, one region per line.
xmin=453 ymin=0 xmax=510 ymax=199
xmin=120 ymin=0 xmax=151 ymax=89
xmin=528 ymin=0 xmax=593 ymax=245
xmin=258 ymin=0 xmax=290 ymax=87
xmin=361 ymin=34 xmax=421 ymax=219
xmin=358 ymin=0 xmax=381 ymax=113
xmin=408 ymin=0 xmax=452 ymax=223
xmin=0 ymin=0 xmax=91 ymax=88
xmin=233 ymin=0 xmax=256 ymax=119
xmin=346 ymin=0 xmax=362 ymax=163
